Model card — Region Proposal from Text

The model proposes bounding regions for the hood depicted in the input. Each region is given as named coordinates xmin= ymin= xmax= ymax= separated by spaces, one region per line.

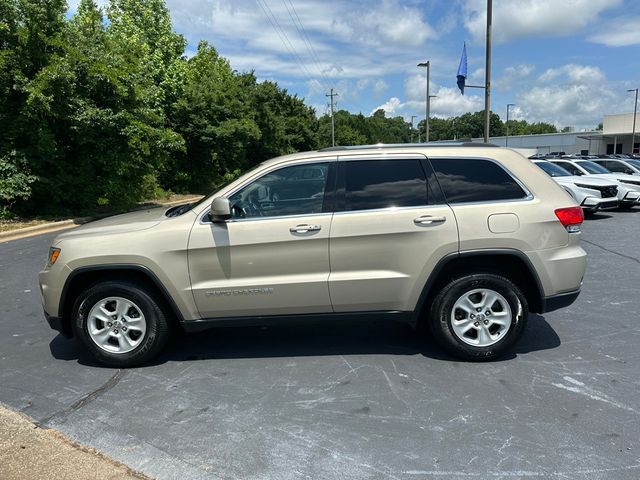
xmin=553 ymin=175 xmax=617 ymax=187
xmin=589 ymin=173 xmax=640 ymax=186
xmin=54 ymin=206 xmax=168 ymax=242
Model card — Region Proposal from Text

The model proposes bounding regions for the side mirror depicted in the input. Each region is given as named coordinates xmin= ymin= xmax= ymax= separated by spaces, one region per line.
xmin=210 ymin=197 xmax=232 ymax=222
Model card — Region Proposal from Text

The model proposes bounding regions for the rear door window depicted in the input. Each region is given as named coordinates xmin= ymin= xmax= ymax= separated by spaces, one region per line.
xmin=338 ymin=159 xmax=428 ymax=211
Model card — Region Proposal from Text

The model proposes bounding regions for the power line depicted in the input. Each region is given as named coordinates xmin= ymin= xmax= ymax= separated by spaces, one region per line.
xmin=256 ymin=0 xmax=316 ymax=85
xmin=282 ymin=0 xmax=329 ymax=86
xmin=258 ymin=1 xmax=369 ymax=117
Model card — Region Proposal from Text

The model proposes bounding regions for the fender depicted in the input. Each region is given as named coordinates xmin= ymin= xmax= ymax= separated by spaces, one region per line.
xmin=412 ymin=248 xmax=546 ymax=319
xmin=59 ymin=264 xmax=186 ymax=330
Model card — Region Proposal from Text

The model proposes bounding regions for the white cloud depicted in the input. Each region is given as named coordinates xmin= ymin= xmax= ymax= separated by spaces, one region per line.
xmin=373 ymin=79 xmax=389 ymax=94
xmin=590 ymin=16 xmax=640 ymax=46
xmin=463 ymin=0 xmax=622 ymax=44
xmin=517 ymin=64 xmax=627 ymax=128
xmin=470 ymin=67 xmax=484 ymax=83
xmin=493 ymin=64 xmax=534 ymax=90
xmin=331 ymin=0 xmax=437 ymax=47
xmin=430 ymin=87 xmax=483 ymax=118
xmin=538 ymin=64 xmax=605 ymax=85
xmin=356 ymin=79 xmax=370 ymax=90
xmin=163 ymin=0 xmax=439 ymax=83
xmin=372 ymin=97 xmax=402 ymax=116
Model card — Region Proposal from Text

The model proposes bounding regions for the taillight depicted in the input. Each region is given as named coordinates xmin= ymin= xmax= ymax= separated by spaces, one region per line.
xmin=555 ymin=206 xmax=584 ymax=233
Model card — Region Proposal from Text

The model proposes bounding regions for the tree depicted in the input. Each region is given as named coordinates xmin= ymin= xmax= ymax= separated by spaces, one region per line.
xmin=165 ymin=41 xmax=260 ymax=192
xmin=11 ymin=0 xmax=185 ymax=214
xmin=0 ymin=150 xmax=36 ymax=218
xmin=247 ymin=79 xmax=318 ymax=163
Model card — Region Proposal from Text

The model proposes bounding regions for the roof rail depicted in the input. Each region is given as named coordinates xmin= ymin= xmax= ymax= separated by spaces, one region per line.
xmin=317 ymin=142 xmax=499 ymax=152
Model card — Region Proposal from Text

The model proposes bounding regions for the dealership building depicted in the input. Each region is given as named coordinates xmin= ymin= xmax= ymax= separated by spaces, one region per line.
xmin=472 ymin=112 xmax=639 ymax=155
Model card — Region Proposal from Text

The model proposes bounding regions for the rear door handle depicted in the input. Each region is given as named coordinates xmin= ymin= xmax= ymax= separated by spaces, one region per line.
xmin=413 ymin=215 xmax=446 ymax=226
xmin=290 ymin=224 xmax=321 ymax=234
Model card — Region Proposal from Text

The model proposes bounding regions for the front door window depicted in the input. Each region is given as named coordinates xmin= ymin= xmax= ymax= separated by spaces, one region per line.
xmin=229 ymin=163 xmax=329 ymax=218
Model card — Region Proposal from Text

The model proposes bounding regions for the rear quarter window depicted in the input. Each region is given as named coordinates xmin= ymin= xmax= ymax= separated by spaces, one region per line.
xmin=430 ymin=158 xmax=528 ymax=204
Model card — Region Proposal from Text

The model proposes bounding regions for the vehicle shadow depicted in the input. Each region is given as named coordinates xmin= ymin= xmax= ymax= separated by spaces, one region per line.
xmin=49 ymin=314 xmax=561 ymax=368
xmin=584 ymin=213 xmax=613 ymax=221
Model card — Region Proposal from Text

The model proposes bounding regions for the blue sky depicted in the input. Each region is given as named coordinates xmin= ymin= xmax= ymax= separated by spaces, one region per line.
xmin=71 ymin=0 xmax=640 ymax=129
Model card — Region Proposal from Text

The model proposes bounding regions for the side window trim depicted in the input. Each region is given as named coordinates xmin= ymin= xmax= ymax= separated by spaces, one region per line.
xmin=427 ymin=156 xmax=534 ymax=206
xmin=420 ymin=157 xmax=447 ymax=206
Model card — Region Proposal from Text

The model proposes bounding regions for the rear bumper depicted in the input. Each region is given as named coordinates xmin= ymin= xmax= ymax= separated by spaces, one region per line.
xmin=541 ymin=289 xmax=581 ymax=313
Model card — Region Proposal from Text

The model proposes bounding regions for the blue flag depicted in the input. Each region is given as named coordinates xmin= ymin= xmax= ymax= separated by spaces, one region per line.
xmin=457 ymin=42 xmax=467 ymax=95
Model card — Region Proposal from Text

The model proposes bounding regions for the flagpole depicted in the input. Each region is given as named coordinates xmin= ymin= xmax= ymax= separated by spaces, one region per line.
xmin=484 ymin=0 xmax=492 ymax=143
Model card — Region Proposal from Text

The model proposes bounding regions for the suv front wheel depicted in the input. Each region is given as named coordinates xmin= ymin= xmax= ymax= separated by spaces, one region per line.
xmin=72 ymin=281 xmax=170 ymax=367
xmin=428 ymin=274 xmax=528 ymax=361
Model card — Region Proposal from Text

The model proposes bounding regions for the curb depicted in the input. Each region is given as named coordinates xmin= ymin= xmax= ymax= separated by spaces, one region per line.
xmin=0 ymin=196 xmax=204 ymax=243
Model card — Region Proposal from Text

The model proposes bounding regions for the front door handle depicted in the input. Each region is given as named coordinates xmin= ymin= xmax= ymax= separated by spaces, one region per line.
xmin=413 ymin=215 xmax=446 ymax=226
xmin=290 ymin=224 xmax=321 ymax=234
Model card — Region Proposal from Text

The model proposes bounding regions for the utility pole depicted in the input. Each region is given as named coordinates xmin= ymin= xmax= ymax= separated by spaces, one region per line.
xmin=484 ymin=0 xmax=493 ymax=143
xmin=326 ymin=88 xmax=338 ymax=147
xmin=505 ymin=103 xmax=515 ymax=147
xmin=417 ymin=61 xmax=430 ymax=142
xmin=410 ymin=115 xmax=416 ymax=142
xmin=628 ymin=88 xmax=638 ymax=154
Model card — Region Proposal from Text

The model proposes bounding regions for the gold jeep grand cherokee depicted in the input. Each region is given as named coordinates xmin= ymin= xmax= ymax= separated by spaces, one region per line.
xmin=39 ymin=143 xmax=587 ymax=367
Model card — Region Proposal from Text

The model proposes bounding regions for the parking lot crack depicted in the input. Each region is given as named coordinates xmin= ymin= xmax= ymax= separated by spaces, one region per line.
xmin=37 ymin=370 xmax=128 ymax=426
xmin=582 ymin=239 xmax=640 ymax=264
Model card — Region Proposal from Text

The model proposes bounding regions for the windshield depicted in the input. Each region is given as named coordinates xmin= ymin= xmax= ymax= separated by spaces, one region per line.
xmin=535 ymin=161 xmax=571 ymax=177
xmin=576 ymin=161 xmax=610 ymax=174
xmin=627 ymin=159 xmax=640 ymax=169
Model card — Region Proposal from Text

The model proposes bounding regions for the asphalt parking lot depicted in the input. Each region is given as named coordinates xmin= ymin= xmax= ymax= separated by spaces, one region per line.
xmin=1 ymin=210 xmax=639 ymax=480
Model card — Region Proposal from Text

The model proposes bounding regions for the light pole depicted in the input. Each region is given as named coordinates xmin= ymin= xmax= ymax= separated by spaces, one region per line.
xmin=410 ymin=115 xmax=416 ymax=142
xmin=505 ymin=103 xmax=515 ymax=147
xmin=417 ymin=61 xmax=430 ymax=142
xmin=428 ymin=95 xmax=437 ymax=140
xmin=628 ymin=88 xmax=638 ymax=154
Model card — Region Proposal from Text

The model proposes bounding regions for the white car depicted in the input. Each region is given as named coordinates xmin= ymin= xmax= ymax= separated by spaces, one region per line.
xmin=593 ymin=158 xmax=640 ymax=176
xmin=549 ymin=159 xmax=640 ymax=208
xmin=533 ymin=160 xmax=618 ymax=213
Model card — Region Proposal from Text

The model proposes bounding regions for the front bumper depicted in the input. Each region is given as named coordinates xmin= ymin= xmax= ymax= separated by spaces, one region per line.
xmin=620 ymin=191 xmax=640 ymax=205
xmin=541 ymin=289 xmax=581 ymax=313
xmin=581 ymin=196 xmax=618 ymax=211
xmin=43 ymin=310 xmax=70 ymax=337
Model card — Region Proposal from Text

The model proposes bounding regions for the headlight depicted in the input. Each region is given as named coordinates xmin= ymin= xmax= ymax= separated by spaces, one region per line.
xmin=47 ymin=247 xmax=61 ymax=267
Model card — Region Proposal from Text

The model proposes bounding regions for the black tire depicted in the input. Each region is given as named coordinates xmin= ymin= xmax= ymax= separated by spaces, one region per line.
xmin=428 ymin=273 xmax=528 ymax=361
xmin=72 ymin=281 xmax=170 ymax=367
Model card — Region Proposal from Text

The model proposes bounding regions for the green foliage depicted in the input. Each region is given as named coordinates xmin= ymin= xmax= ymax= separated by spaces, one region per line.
xmin=320 ymin=109 xmax=558 ymax=146
xmin=317 ymin=109 xmax=410 ymax=147
xmin=504 ymin=120 xmax=557 ymax=136
xmin=0 ymin=150 xmax=36 ymax=218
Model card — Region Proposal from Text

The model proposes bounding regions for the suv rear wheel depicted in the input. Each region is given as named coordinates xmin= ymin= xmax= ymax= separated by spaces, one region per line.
xmin=72 ymin=281 xmax=170 ymax=367
xmin=428 ymin=274 xmax=528 ymax=361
